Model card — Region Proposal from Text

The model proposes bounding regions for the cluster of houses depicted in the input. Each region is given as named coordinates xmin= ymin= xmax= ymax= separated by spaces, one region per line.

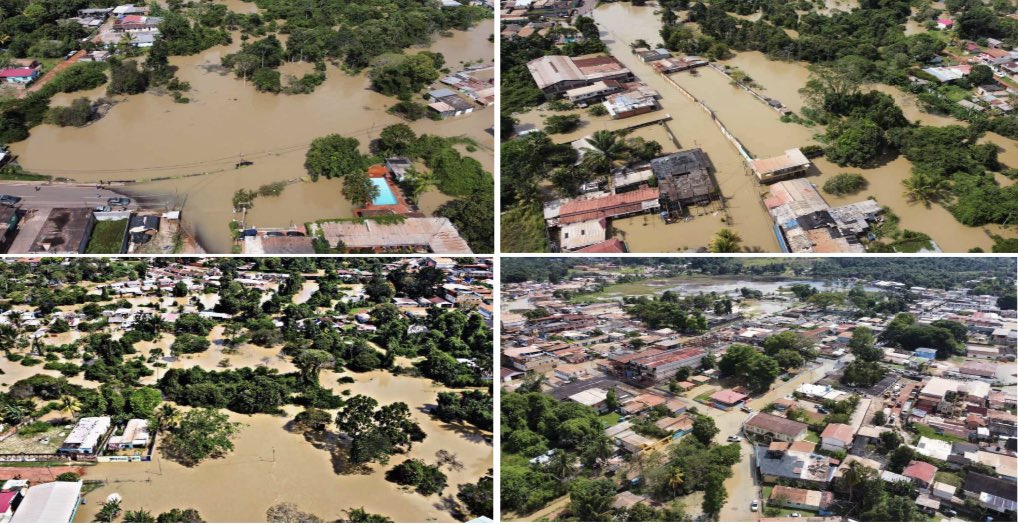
xmin=765 ymin=178 xmax=887 ymax=254
xmin=0 ymin=203 xmax=183 ymax=255
xmin=915 ymin=38 xmax=1018 ymax=115
xmin=527 ymin=54 xmax=663 ymax=119
xmin=69 ymin=4 xmax=163 ymax=49
xmin=501 ymin=261 xmax=1017 ymax=518
xmin=429 ymin=65 xmax=495 ymax=118
xmin=540 ymin=146 xmax=728 ymax=252
xmin=501 ymin=0 xmax=580 ymax=23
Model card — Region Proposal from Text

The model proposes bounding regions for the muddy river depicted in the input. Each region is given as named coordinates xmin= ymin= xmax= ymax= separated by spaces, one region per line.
xmin=10 ymin=8 xmax=494 ymax=253
xmin=590 ymin=3 xmax=1018 ymax=252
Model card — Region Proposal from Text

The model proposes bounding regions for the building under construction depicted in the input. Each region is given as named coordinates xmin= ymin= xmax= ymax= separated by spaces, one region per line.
xmin=650 ymin=148 xmax=721 ymax=221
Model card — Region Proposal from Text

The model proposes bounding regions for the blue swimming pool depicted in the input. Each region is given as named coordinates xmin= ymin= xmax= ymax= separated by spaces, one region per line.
xmin=370 ymin=178 xmax=398 ymax=206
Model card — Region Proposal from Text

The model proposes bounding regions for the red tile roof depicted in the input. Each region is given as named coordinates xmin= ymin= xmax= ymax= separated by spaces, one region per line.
xmin=712 ymin=389 xmax=748 ymax=405
xmin=0 ymin=67 xmax=36 ymax=78
xmin=820 ymin=423 xmax=854 ymax=444
xmin=903 ymin=461 xmax=938 ymax=484
xmin=558 ymin=188 xmax=659 ymax=224
xmin=575 ymin=238 xmax=626 ymax=253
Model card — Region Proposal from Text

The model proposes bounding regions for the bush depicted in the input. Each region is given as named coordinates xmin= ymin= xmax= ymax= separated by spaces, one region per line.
xmin=822 ymin=173 xmax=868 ymax=196
xmin=385 ymin=459 xmax=448 ymax=495
xmin=544 ymin=114 xmax=581 ymax=134
xmin=46 ymin=98 xmax=94 ymax=127
xmin=171 ymin=334 xmax=211 ymax=355
xmin=388 ymin=100 xmax=428 ymax=121
xmin=252 ymin=68 xmax=281 ymax=93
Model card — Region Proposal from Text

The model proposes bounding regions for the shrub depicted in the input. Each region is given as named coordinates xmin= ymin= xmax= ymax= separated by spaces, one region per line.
xmin=822 ymin=173 xmax=868 ymax=196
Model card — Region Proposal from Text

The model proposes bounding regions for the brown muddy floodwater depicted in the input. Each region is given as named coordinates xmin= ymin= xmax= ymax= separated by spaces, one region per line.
xmin=77 ymin=388 xmax=492 ymax=522
xmin=593 ymin=3 xmax=780 ymax=252
xmin=10 ymin=21 xmax=494 ymax=253
xmin=593 ymin=3 xmax=1017 ymax=251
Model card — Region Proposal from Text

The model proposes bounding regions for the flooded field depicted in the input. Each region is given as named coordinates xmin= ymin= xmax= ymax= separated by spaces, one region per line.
xmin=77 ymin=392 xmax=492 ymax=523
xmin=593 ymin=3 xmax=780 ymax=252
xmin=10 ymin=18 xmax=494 ymax=252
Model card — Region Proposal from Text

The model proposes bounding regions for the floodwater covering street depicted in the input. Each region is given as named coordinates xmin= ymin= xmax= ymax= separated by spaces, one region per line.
xmin=584 ymin=3 xmax=1018 ymax=252
xmin=9 ymin=19 xmax=494 ymax=253
xmin=591 ymin=4 xmax=780 ymax=252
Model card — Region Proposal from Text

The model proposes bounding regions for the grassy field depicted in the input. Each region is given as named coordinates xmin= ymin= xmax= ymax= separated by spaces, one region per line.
xmin=914 ymin=423 xmax=968 ymax=444
xmin=501 ymin=204 xmax=548 ymax=253
xmin=599 ymin=412 xmax=621 ymax=428
xmin=85 ymin=219 xmax=128 ymax=254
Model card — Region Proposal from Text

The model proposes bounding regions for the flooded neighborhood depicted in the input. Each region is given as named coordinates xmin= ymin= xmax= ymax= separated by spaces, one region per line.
xmin=1 ymin=1 xmax=496 ymax=254
xmin=0 ymin=257 xmax=494 ymax=522
xmin=499 ymin=0 xmax=1018 ymax=253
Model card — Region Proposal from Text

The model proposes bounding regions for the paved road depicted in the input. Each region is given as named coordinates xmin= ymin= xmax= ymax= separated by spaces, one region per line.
xmin=0 ymin=183 xmax=134 ymax=210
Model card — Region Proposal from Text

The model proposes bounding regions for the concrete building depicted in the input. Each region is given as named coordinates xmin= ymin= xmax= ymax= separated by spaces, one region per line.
xmin=58 ymin=417 xmax=111 ymax=454
xmin=768 ymin=485 xmax=834 ymax=512
xmin=820 ymin=423 xmax=854 ymax=453
xmin=527 ymin=54 xmax=633 ymax=96
xmin=744 ymin=412 xmax=809 ymax=443
xmin=10 ymin=481 xmax=82 ymax=523
xmin=756 ymin=441 xmax=837 ymax=486
xmin=106 ymin=418 xmax=150 ymax=450
xmin=751 ymin=149 xmax=811 ymax=183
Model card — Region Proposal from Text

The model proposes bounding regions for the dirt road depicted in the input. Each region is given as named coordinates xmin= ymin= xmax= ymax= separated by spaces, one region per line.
xmin=19 ymin=50 xmax=86 ymax=99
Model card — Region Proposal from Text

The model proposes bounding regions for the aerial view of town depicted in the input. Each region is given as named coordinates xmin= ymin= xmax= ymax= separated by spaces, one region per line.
xmin=500 ymin=257 xmax=1017 ymax=521
xmin=500 ymin=0 xmax=1018 ymax=253
xmin=0 ymin=256 xmax=493 ymax=522
xmin=0 ymin=1 xmax=495 ymax=255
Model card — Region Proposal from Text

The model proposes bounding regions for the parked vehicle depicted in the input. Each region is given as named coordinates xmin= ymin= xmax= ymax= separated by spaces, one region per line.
xmin=0 ymin=195 xmax=22 ymax=207
xmin=108 ymin=197 xmax=131 ymax=206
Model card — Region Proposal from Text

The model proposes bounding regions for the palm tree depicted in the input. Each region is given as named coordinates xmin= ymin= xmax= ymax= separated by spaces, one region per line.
xmin=95 ymin=500 xmax=121 ymax=523
xmin=0 ymin=325 xmax=17 ymax=353
xmin=59 ymin=395 xmax=80 ymax=420
xmin=581 ymin=434 xmax=614 ymax=473
xmin=155 ymin=404 xmax=179 ymax=431
xmin=546 ymin=449 xmax=578 ymax=481
xmin=403 ymin=168 xmax=436 ymax=204
xmin=839 ymin=461 xmax=874 ymax=504
xmin=581 ymin=130 xmax=629 ymax=192
xmin=708 ymin=228 xmax=743 ymax=253
xmin=667 ymin=466 xmax=685 ymax=498
xmin=0 ymin=402 xmax=26 ymax=425
xmin=902 ymin=172 xmax=948 ymax=206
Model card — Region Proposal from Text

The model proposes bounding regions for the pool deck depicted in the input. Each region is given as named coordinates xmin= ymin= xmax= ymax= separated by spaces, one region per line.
xmin=357 ymin=168 xmax=417 ymax=217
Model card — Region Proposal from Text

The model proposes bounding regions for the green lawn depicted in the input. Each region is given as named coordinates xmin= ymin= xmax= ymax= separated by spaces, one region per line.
xmin=694 ymin=390 xmax=717 ymax=404
xmin=85 ymin=219 xmax=128 ymax=254
xmin=599 ymin=412 xmax=621 ymax=428
xmin=914 ymin=423 xmax=968 ymax=444
xmin=804 ymin=430 xmax=821 ymax=443
xmin=935 ymin=470 xmax=962 ymax=487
